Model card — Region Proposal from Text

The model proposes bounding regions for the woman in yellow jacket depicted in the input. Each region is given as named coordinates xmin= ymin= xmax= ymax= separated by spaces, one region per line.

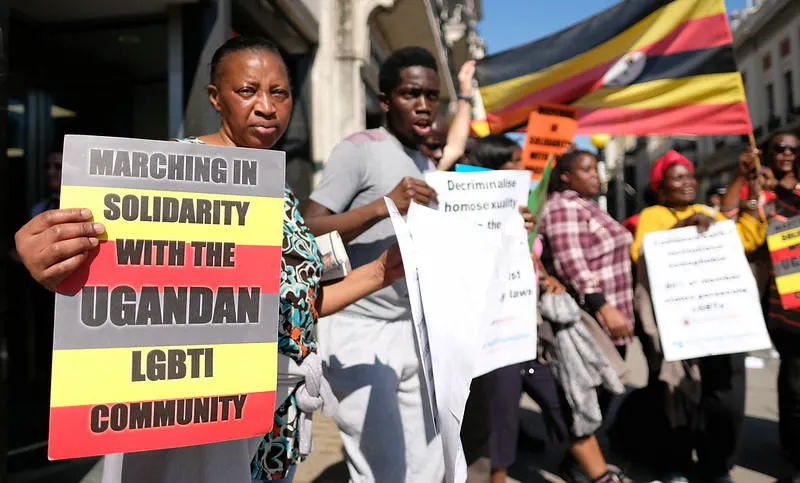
xmin=631 ymin=150 xmax=765 ymax=264
xmin=630 ymin=150 xmax=765 ymax=483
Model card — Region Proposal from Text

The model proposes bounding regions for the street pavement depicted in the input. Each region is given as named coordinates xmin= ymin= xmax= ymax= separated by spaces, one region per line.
xmin=293 ymin=340 xmax=789 ymax=483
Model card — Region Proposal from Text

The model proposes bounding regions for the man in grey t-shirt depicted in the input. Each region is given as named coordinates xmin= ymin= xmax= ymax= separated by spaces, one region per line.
xmin=304 ymin=47 xmax=443 ymax=482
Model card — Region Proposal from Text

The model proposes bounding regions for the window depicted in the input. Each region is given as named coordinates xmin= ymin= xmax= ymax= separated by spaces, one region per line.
xmin=764 ymin=53 xmax=772 ymax=70
xmin=767 ymin=83 xmax=775 ymax=117
xmin=787 ymin=71 xmax=795 ymax=110
xmin=781 ymin=38 xmax=791 ymax=57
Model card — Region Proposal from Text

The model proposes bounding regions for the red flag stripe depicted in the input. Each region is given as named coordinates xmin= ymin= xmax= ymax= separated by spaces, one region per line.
xmin=640 ymin=13 xmax=732 ymax=57
xmin=573 ymin=102 xmax=752 ymax=135
xmin=57 ymin=242 xmax=281 ymax=294
xmin=512 ymin=102 xmax=752 ymax=136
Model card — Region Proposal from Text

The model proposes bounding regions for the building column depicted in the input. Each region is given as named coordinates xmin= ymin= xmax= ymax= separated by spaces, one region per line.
xmin=310 ymin=0 xmax=395 ymax=185
xmin=788 ymin=13 xmax=800 ymax=111
xmin=167 ymin=5 xmax=184 ymax=140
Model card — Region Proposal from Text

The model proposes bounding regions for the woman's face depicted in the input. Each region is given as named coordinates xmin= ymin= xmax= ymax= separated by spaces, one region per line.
xmin=561 ymin=153 xmax=600 ymax=198
xmin=660 ymin=163 xmax=697 ymax=208
xmin=208 ymin=49 xmax=292 ymax=149
xmin=498 ymin=147 xmax=523 ymax=171
xmin=769 ymin=134 xmax=800 ymax=177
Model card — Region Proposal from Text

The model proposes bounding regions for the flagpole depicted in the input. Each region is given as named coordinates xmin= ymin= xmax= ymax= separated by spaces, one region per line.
xmin=747 ymin=132 xmax=762 ymax=170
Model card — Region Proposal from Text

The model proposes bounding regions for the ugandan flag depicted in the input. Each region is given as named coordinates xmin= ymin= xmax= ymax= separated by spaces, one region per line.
xmin=473 ymin=0 xmax=751 ymax=137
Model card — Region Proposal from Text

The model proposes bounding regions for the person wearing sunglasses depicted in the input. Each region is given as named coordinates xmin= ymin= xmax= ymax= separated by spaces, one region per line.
xmin=724 ymin=129 xmax=800 ymax=481
xmin=723 ymin=133 xmax=800 ymax=215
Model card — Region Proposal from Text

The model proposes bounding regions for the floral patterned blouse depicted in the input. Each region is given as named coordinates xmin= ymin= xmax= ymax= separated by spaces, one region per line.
xmin=177 ymin=138 xmax=323 ymax=480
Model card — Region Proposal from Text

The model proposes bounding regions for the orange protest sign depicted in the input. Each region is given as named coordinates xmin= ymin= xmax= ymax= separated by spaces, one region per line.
xmin=521 ymin=104 xmax=578 ymax=180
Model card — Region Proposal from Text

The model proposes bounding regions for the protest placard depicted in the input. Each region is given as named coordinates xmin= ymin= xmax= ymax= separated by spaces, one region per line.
xmin=424 ymin=170 xmax=538 ymax=376
xmin=385 ymin=198 xmax=437 ymax=430
xmin=425 ymin=169 xmax=531 ymax=231
xmin=405 ymin=202 xmax=502 ymax=483
xmin=644 ymin=221 xmax=771 ymax=361
xmin=520 ymin=103 xmax=577 ymax=180
xmin=49 ymin=135 xmax=283 ymax=460
xmin=767 ymin=215 xmax=800 ymax=309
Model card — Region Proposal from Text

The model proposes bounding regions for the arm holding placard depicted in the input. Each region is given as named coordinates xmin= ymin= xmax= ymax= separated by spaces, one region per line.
xmin=15 ymin=209 xmax=105 ymax=291
xmin=316 ymin=244 xmax=403 ymax=316
xmin=631 ymin=206 xmax=713 ymax=263
xmin=632 ymin=205 xmax=764 ymax=263
xmin=305 ymin=142 xmax=436 ymax=240
xmin=721 ymin=210 xmax=767 ymax=252
xmin=305 ymin=177 xmax=436 ymax=241
xmin=519 ymin=205 xmax=536 ymax=233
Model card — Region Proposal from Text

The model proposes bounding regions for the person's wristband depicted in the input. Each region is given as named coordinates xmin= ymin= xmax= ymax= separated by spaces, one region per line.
xmin=457 ymin=94 xmax=473 ymax=102
xmin=585 ymin=293 xmax=607 ymax=314
xmin=742 ymin=199 xmax=759 ymax=210
xmin=721 ymin=207 xmax=740 ymax=218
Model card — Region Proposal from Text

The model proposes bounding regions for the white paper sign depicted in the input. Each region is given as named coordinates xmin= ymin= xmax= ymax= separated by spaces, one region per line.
xmin=425 ymin=169 xmax=531 ymax=231
xmin=406 ymin=202 xmax=502 ymax=483
xmin=643 ymin=220 xmax=772 ymax=361
xmin=384 ymin=197 xmax=437 ymax=429
xmin=425 ymin=170 xmax=538 ymax=376
xmin=469 ymin=212 xmax=539 ymax=376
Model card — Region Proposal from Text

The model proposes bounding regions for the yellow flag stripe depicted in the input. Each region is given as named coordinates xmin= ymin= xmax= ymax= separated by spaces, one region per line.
xmin=60 ymin=185 xmax=283 ymax=246
xmin=50 ymin=342 xmax=276 ymax=407
xmin=571 ymin=73 xmax=744 ymax=109
xmin=479 ymin=0 xmax=725 ymax=111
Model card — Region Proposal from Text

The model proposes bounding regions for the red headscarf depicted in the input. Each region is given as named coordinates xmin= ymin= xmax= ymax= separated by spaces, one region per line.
xmin=650 ymin=150 xmax=694 ymax=192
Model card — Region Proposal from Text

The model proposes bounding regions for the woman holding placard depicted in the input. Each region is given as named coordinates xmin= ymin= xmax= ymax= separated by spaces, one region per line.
xmin=13 ymin=36 xmax=406 ymax=483
xmin=629 ymin=149 xmax=764 ymax=483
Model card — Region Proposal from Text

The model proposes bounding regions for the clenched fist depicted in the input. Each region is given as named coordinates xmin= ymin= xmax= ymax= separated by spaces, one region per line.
xmin=386 ymin=176 xmax=437 ymax=214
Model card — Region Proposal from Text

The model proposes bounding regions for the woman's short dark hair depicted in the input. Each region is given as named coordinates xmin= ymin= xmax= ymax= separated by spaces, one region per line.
xmin=379 ymin=47 xmax=438 ymax=95
xmin=468 ymin=135 xmax=521 ymax=170
xmin=209 ymin=36 xmax=286 ymax=84
xmin=548 ymin=149 xmax=596 ymax=193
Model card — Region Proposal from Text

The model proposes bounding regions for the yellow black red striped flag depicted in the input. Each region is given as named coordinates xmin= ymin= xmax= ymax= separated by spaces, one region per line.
xmin=473 ymin=0 xmax=751 ymax=137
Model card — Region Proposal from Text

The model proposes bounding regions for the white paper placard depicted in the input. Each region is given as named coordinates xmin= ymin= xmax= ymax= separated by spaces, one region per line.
xmin=643 ymin=220 xmax=771 ymax=361
xmin=425 ymin=170 xmax=538 ymax=376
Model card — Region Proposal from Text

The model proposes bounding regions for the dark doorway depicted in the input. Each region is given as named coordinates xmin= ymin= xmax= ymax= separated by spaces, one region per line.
xmin=6 ymin=8 xmax=167 ymax=477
